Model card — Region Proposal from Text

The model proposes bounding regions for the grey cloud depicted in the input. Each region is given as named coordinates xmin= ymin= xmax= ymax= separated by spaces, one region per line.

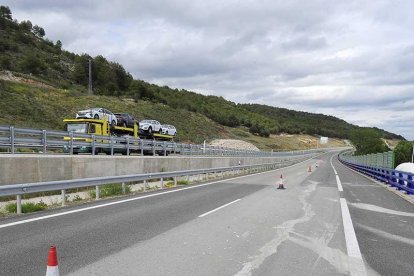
xmin=3 ymin=0 xmax=414 ymax=139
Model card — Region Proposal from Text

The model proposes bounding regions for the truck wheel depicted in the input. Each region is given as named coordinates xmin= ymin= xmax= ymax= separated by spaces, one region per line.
xmin=159 ymin=128 xmax=162 ymax=134
xmin=94 ymin=114 xmax=99 ymax=119
xmin=111 ymin=120 xmax=116 ymax=126
xmin=123 ymin=122 xmax=127 ymax=127
xmin=148 ymin=127 xmax=152 ymax=133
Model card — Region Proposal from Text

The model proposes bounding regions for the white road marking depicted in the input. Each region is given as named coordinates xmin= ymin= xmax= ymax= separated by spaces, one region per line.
xmin=349 ymin=203 xmax=414 ymax=217
xmin=343 ymin=184 xmax=381 ymax=188
xmin=332 ymin=154 xmax=366 ymax=275
xmin=357 ymin=224 xmax=414 ymax=246
xmin=0 ymin=154 xmax=322 ymax=229
xmin=198 ymin=199 xmax=241 ymax=218
xmin=330 ymin=155 xmax=343 ymax=192
xmin=330 ymin=155 xmax=338 ymax=175
xmin=340 ymin=198 xmax=366 ymax=276
xmin=336 ymin=175 xmax=344 ymax=192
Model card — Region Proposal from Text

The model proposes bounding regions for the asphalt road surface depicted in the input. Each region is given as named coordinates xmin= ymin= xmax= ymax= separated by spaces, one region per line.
xmin=0 ymin=151 xmax=413 ymax=275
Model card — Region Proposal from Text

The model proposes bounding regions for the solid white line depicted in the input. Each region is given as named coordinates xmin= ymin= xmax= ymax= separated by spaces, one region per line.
xmin=330 ymin=154 xmax=343 ymax=192
xmin=0 ymin=154 xmax=322 ymax=229
xmin=198 ymin=199 xmax=241 ymax=218
xmin=330 ymin=155 xmax=338 ymax=175
xmin=336 ymin=175 xmax=344 ymax=192
xmin=340 ymin=198 xmax=366 ymax=275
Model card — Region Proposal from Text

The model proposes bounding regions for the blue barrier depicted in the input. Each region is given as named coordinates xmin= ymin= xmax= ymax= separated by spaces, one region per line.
xmin=339 ymin=155 xmax=414 ymax=195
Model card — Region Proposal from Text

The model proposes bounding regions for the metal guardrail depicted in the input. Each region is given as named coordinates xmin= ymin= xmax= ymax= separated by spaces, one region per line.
xmin=338 ymin=153 xmax=414 ymax=195
xmin=0 ymin=156 xmax=311 ymax=214
xmin=0 ymin=125 xmax=327 ymax=157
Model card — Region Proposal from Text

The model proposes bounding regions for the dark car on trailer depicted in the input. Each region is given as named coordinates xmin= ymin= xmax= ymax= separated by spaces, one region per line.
xmin=114 ymin=113 xmax=136 ymax=128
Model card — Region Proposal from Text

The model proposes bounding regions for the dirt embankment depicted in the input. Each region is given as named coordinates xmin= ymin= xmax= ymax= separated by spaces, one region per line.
xmin=0 ymin=70 xmax=55 ymax=89
xmin=209 ymin=139 xmax=260 ymax=151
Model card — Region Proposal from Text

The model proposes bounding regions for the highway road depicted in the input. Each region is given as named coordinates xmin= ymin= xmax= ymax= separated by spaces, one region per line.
xmin=0 ymin=151 xmax=413 ymax=275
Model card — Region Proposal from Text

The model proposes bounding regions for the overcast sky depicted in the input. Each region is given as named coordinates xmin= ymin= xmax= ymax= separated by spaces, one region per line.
xmin=4 ymin=1 xmax=414 ymax=139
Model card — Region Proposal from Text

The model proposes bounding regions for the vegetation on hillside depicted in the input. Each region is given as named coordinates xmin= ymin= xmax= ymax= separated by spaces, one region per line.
xmin=393 ymin=141 xmax=414 ymax=167
xmin=0 ymin=5 xmax=404 ymax=142
xmin=0 ymin=81 xmax=227 ymax=143
xmin=349 ymin=128 xmax=390 ymax=155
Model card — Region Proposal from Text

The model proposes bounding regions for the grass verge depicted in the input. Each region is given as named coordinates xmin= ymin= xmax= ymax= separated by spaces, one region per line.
xmin=89 ymin=183 xmax=131 ymax=199
xmin=6 ymin=201 xmax=48 ymax=213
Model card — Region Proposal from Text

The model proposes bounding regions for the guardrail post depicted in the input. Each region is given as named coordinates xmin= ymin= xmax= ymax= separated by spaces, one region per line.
xmin=126 ymin=137 xmax=130 ymax=156
xmin=407 ymin=174 xmax=413 ymax=191
xmin=69 ymin=132 xmax=74 ymax=155
xmin=173 ymin=142 xmax=176 ymax=155
xmin=96 ymin=186 xmax=100 ymax=200
xmin=122 ymin=182 xmax=126 ymax=194
xmin=174 ymin=177 xmax=177 ymax=187
xmin=163 ymin=141 xmax=167 ymax=156
xmin=61 ymin=189 xmax=66 ymax=207
xmin=190 ymin=144 xmax=193 ymax=156
xmin=91 ymin=135 xmax=96 ymax=155
xmin=16 ymin=195 xmax=22 ymax=214
xmin=152 ymin=141 xmax=156 ymax=156
xmin=110 ymin=136 xmax=114 ymax=155
xmin=42 ymin=130 xmax=47 ymax=154
xmin=160 ymin=177 xmax=164 ymax=189
xmin=10 ymin=126 xmax=15 ymax=154
xmin=140 ymin=140 xmax=144 ymax=156
xmin=143 ymin=180 xmax=147 ymax=191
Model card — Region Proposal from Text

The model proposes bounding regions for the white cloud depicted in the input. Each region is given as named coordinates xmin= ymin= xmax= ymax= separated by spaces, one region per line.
xmin=4 ymin=0 xmax=414 ymax=139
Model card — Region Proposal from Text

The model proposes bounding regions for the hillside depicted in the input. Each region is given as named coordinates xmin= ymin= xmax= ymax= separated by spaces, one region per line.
xmin=0 ymin=5 xmax=404 ymax=148
xmin=0 ymin=80 xmax=227 ymax=144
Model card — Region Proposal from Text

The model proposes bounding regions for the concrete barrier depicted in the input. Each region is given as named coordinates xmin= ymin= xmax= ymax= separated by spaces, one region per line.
xmin=0 ymin=154 xmax=315 ymax=185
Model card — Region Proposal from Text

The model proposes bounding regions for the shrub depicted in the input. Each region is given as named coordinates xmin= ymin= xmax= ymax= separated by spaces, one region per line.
xmin=6 ymin=200 xmax=48 ymax=213
xmin=165 ymin=180 xmax=189 ymax=187
xmin=89 ymin=183 xmax=130 ymax=199
xmin=394 ymin=141 xmax=413 ymax=167
xmin=72 ymin=195 xmax=82 ymax=202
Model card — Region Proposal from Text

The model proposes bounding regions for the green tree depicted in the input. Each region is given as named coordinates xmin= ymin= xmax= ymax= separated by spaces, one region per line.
xmin=394 ymin=141 xmax=413 ymax=167
xmin=350 ymin=128 xmax=389 ymax=155
xmin=0 ymin=56 xmax=12 ymax=70
xmin=0 ymin=6 xmax=12 ymax=20
xmin=20 ymin=54 xmax=45 ymax=74
xmin=72 ymin=54 xmax=90 ymax=86
xmin=55 ymin=40 xmax=62 ymax=50
xmin=19 ymin=20 xmax=32 ymax=32
xmin=32 ymin=25 xmax=45 ymax=38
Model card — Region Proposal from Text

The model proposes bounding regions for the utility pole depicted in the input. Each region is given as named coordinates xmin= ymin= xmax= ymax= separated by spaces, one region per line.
xmin=88 ymin=59 xmax=93 ymax=95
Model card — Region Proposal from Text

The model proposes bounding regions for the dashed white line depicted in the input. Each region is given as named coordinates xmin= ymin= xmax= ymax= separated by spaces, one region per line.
xmin=198 ymin=198 xmax=241 ymax=218
xmin=340 ymin=198 xmax=366 ymax=275
xmin=330 ymin=155 xmax=338 ymax=175
xmin=336 ymin=175 xmax=344 ymax=192
xmin=332 ymin=154 xmax=366 ymax=275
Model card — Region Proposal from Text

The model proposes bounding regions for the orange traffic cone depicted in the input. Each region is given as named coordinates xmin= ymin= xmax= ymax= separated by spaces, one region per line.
xmin=308 ymin=165 xmax=312 ymax=172
xmin=46 ymin=246 xmax=59 ymax=276
xmin=277 ymin=174 xmax=286 ymax=189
